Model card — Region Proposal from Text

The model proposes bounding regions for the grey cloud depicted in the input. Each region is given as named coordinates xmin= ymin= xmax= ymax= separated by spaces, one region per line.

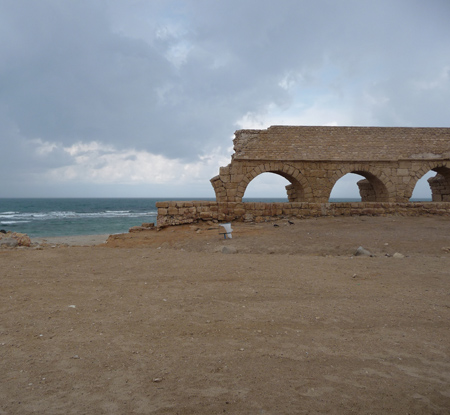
xmin=0 ymin=0 xmax=449 ymax=176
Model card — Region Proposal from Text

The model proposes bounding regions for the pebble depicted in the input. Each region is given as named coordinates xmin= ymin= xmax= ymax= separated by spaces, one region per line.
xmin=355 ymin=246 xmax=373 ymax=257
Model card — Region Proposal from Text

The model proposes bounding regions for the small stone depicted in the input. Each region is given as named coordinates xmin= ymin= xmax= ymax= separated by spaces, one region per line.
xmin=355 ymin=246 xmax=373 ymax=257
xmin=221 ymin=246 xmax=238 ymax=254
xmin=393 ymin=252 xmax=405 ymax=258
xmin=153 ymin=378 xmax=163 ymax=383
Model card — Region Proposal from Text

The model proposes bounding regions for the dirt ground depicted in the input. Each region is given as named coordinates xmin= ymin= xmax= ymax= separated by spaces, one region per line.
xmin=1 ymin=216 xmax=450 ymax=414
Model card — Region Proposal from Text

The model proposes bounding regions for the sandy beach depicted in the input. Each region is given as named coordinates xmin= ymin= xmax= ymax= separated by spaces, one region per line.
xmin=1 ymin=216 xmax=450 ymax=414
xmin=32 ymin=234 xmax=111 ymax=247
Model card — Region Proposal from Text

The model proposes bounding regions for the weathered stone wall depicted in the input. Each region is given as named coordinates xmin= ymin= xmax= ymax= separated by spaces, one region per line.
xmin=230 ymin=126 xmax=450 ymax=161
xmin=156 ymin=201 xmax=450 ymax=227
xmin=211 ymin=126 xmax=450 ymax=203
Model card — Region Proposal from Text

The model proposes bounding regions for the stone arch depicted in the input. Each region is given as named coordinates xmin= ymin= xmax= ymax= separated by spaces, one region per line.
xmin=407 ymin=161 xmax=450 ymax=202
xmin=327 ymin=165 xmax=393 ymax=202
xmin=236 ymin=163 xmax=312 ymax=202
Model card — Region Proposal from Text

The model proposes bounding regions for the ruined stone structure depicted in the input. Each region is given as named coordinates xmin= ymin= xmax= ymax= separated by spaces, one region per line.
xmin=210 ymin=126 xmax=450 ymax=203
xmin=155 ymin=200 xmax=450 ymax=227
xmin=156 ymin=126 xmax=450 ymax=226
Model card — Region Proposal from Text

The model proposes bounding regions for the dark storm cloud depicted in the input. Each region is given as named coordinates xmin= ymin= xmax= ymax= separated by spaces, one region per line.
xmin=0 ymin=0 xmax=174 ymax=149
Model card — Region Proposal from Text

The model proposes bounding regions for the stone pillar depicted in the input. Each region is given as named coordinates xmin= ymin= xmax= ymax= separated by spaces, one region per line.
xmin=428 ymin=174 xmax=450 ymax=202
xmin=285 ymin=184 xmax=296 ymax=202
xmin=285 ymin=183 xmax=306 ymax=202
xmin=357 ymin=179 xmax=377 ymax=202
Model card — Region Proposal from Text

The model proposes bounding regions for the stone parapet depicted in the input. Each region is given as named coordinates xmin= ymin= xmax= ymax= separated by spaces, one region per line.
xmin=156 ymin=201 xmax=450 ymax=227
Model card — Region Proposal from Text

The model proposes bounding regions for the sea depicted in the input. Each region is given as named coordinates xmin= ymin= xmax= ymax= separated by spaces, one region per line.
xmin=0 ymin=198 xmax=165 ymax=238
xmin=0 ymin=197 xmax=428 ymax=238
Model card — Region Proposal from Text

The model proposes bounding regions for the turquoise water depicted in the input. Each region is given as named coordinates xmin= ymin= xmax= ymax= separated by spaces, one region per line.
xmin=0 ymin=198 xmax=165 ymax=237
xmin=1 ymin=197 xmax=426 ymax=237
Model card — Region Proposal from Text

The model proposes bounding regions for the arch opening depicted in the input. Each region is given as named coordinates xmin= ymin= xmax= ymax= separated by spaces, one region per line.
xmin=329 ymin=171 xmax=389 ymax=202
xmin=329 ymin=173 xmax=362 ymax=201
xmin=240 ymin=170 xmax=306 ymax=202
xmin=242 ymin=172 xmax=290 ymax=201
xmin=410 ymin=171 xmax=434 ymax=201
xmin=411 ymin=167 xmax=450 ymax=202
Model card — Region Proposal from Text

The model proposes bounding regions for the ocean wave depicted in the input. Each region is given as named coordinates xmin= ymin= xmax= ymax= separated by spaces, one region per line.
xmin=1 ymin=220 xmax=31 ymax=225
xmin=0 ymin=211 xmax=157 ymax=221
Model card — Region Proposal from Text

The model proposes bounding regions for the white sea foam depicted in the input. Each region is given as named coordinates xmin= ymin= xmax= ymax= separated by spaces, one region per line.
xmin=0 ymin=210 xmax=157 ymax=221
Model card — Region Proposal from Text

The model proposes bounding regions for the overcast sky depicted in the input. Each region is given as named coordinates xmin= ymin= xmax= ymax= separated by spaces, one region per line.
xmin=1 ymin=0 xmax=449 ymax=199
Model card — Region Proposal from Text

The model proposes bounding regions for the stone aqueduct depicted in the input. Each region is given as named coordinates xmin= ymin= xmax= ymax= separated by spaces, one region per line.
xmin=211 ymin=126 xmax=450 ymax=203
xmin=156 ymin=126 xmax=450 ymax=226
